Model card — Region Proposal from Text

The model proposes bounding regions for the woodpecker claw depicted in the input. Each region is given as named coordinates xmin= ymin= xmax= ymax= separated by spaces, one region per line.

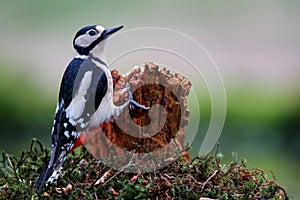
xmin=125 ymin=82 xmax=150 ymax=110
xmin=129 ymin=99 xmax=150 ymax=110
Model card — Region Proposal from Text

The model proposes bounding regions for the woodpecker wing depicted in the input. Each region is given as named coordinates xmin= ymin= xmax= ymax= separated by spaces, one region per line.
xmin=36 ymin=57 xmax=108 ymax=191
xmin=63 ymin=57 xmax=108 ymax=126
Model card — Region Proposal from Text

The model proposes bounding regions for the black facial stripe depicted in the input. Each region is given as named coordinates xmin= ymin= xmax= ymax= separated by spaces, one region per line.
xmin=74 ymin=34 xmax=104 ymax=56
xmin=74 ymin=30 xmax=107 ymax=56
xmin=73 ymin=25 xmax=98 ymax=55
xmin=85 ymin=33 xmax=106 ymax=53
xmin=74 ymin=45 xmax=90 ymax=55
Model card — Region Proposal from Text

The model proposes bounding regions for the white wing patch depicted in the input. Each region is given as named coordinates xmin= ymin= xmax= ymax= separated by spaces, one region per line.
xmin=65 ymin=71 xmax=93 ymax=122
xmin=64 ymin=131 xmax=70 ymax=138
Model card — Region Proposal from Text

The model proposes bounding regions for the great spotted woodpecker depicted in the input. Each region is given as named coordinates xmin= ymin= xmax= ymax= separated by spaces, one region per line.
xmin=36 ymin=25 xmax=148 ymax=191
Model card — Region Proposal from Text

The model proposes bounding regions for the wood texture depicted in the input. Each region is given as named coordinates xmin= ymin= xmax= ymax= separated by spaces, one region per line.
xmin=85 ymin=62 xmax=191 ymax=165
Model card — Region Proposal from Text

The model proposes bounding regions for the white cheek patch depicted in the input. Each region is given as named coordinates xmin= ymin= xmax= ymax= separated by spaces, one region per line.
xmin=75 ymin=34 xmax=97 ymax=47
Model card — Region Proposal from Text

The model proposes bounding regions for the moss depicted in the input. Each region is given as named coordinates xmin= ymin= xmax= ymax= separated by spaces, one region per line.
xmin=0 ymin=139 xmax=288 ymax=199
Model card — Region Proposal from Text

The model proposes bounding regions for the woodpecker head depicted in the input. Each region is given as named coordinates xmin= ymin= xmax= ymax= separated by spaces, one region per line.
xmin=73 ymin=25 xmax=123 ymax=57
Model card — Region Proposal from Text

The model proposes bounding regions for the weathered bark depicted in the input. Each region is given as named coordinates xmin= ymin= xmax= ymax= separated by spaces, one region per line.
xmin=85 ymin=62 xmax=191 ymax=166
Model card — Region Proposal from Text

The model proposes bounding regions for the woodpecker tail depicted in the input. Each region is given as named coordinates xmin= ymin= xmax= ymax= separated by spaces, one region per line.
xmin=36 ymin=145 xmax=67 ymax=192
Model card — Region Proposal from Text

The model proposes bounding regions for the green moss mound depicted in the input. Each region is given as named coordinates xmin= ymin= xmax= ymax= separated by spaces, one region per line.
xmin=0 ymin=139 xmax=288 ymax=199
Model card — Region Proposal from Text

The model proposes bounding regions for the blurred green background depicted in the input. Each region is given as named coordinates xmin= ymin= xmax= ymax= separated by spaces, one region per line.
xmin=0 ymin=0 xmax=299 ymax=198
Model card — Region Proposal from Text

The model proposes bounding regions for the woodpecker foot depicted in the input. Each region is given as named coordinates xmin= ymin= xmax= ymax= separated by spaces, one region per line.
xmin=125 ymin=82 xmax=150 ymax=110
xmin=111 ymin=69 xmax=122 ymax=88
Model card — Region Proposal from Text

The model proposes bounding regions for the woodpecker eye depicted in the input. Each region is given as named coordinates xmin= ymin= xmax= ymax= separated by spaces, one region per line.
xmin=88 ymin=30 xmax=97 ymax=36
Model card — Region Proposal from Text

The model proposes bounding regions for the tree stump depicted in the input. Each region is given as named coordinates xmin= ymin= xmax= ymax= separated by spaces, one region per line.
xmin=85 ymin=62 xmax=191 ymax=170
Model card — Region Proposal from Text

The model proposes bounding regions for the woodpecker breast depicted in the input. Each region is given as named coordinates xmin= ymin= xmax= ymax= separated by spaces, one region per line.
xmin=87 ymin=57 xmax=115 ymax=128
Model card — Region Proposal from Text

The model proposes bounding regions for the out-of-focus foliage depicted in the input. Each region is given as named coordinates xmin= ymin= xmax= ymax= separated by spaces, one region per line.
xmin=0 ymin=61 xmax=54 ymax=152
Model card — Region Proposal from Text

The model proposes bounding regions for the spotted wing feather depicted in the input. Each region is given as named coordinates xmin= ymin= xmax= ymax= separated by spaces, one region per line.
xmin=36 ymin=58 xmax=109 ymax=191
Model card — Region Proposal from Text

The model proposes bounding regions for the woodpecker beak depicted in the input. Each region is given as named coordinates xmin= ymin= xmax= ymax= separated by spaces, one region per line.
xmin=101 ymin=25 xmax=124 ymax=39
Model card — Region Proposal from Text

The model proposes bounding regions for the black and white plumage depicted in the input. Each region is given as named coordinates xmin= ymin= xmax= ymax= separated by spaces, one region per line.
xmin=36 ymin=24 xmax=136 ymax=191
